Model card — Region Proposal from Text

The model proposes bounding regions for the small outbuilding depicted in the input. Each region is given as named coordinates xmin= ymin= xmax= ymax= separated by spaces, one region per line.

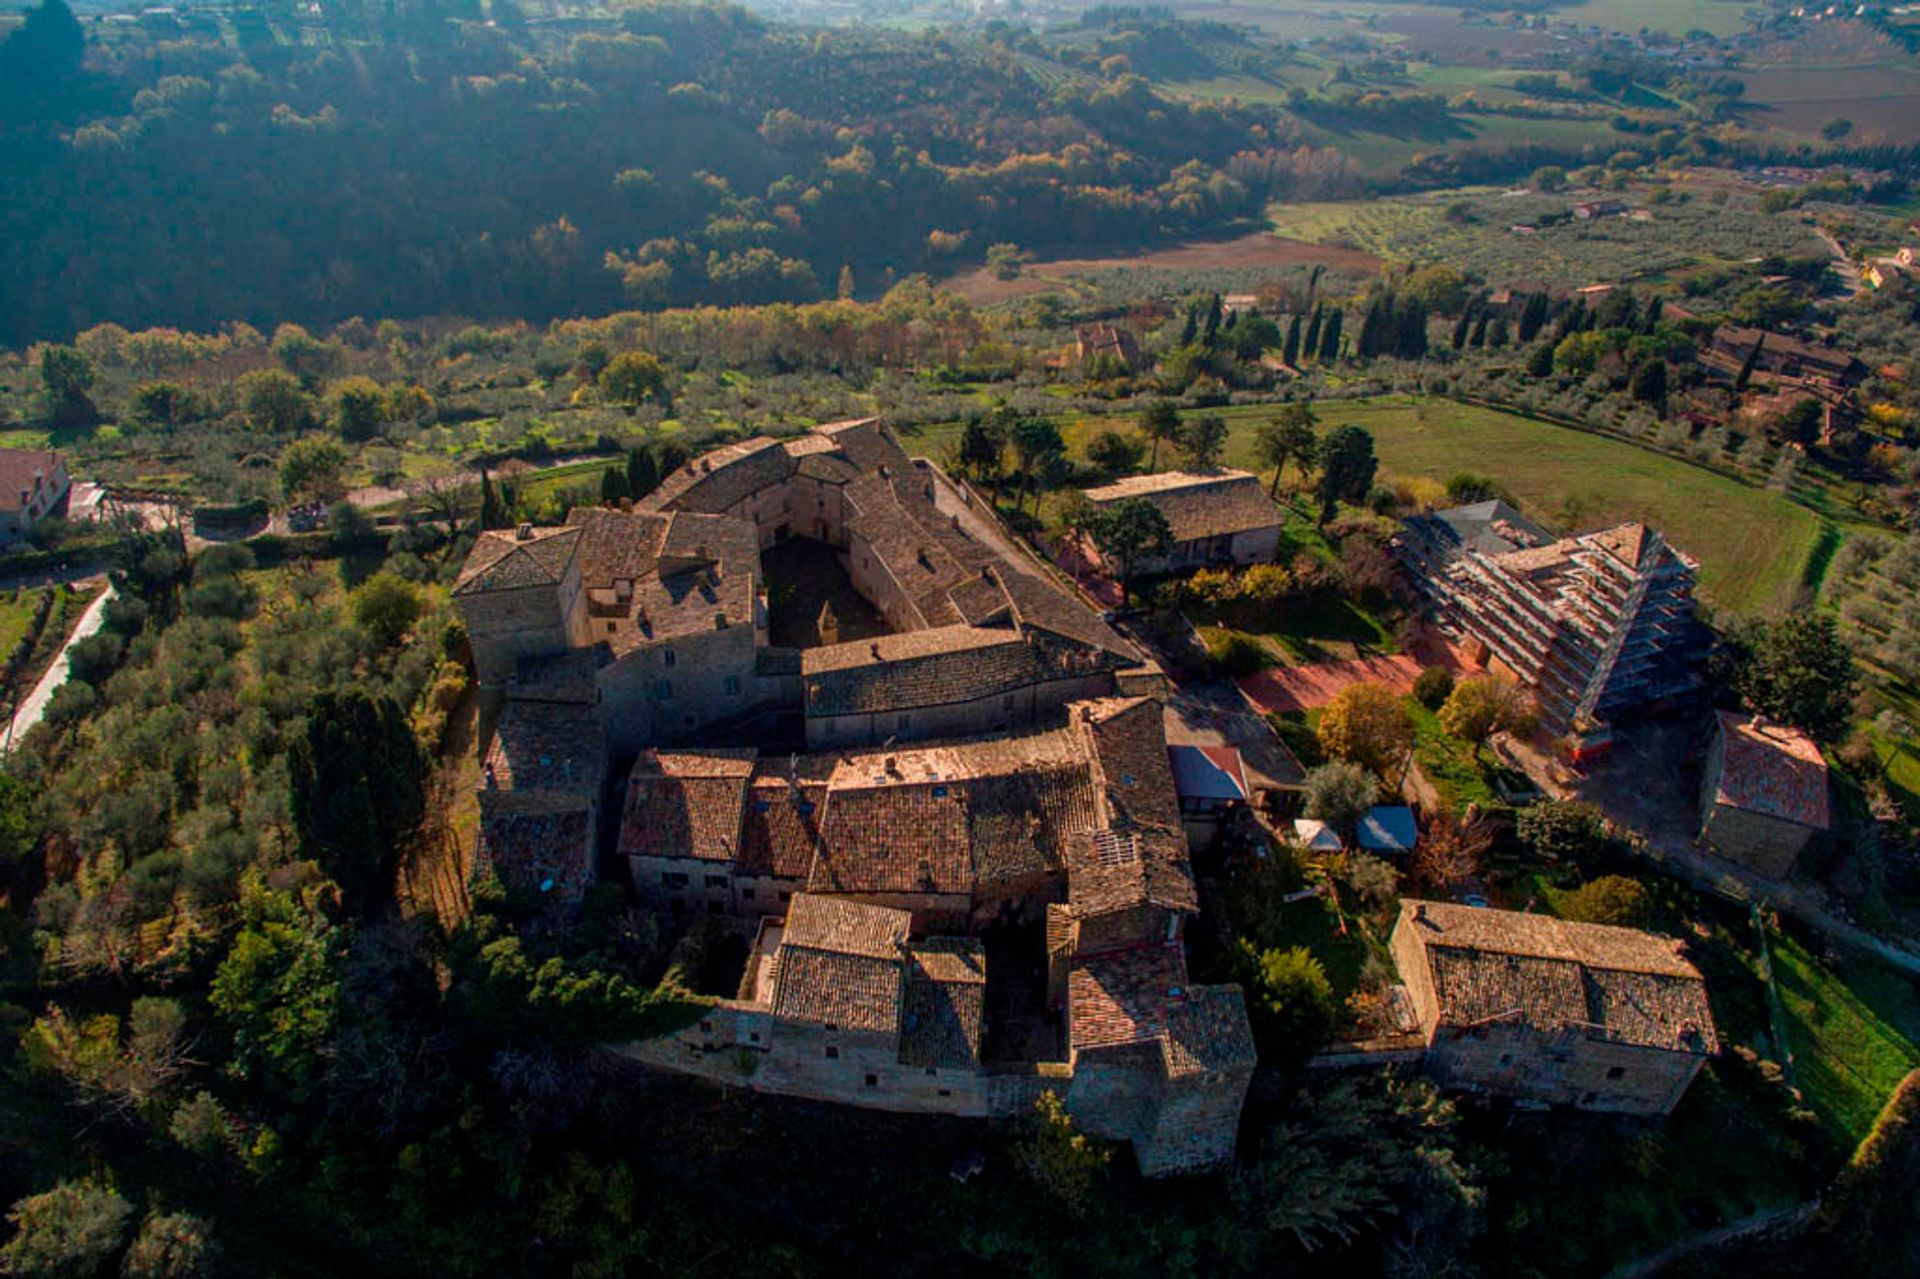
xmin=1168 ymin=743 xmax=1251 ymax=818
xmin=1698 ymin=711 xmax=1830 ymax=879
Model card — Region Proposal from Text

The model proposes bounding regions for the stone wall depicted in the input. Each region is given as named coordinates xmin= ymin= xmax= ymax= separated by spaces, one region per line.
xmin=1137 ymin=1063 xmax=1253 ymax=1176
xmin=1699 ymin=802 xmax=1812 ymax=881
xmin=461 ymin=572 xmax=583 ymax=686
xmin=598 ymin=623 xmax=760 ymax=753
xmin=1427 ymin=1023 xmax=1704 ymax=1117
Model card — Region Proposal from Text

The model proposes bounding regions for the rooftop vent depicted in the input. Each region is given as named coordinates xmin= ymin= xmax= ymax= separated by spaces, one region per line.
xmin=515 ymin=522 xmax=534 ymax=541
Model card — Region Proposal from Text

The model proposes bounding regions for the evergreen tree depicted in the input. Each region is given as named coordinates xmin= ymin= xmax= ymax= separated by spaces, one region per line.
xmin=1469 ymin=315 xmax=1489 ymax=349
xmin=1518 ymin=292 xmax=1551 ymax=343
xmin=1179 ymin=306 xmax=1199 ymax=346
xmin=1450 ymin=312 xmax=1472 ymax=351
xmin=289 ymin=691 xmax=425 ymax=913
xmin=479 ymin=471 xmax=508 ymax=530
xmin=1283 ymin=314 xmax=1303 ymax=367
xmin=1630 ymin=359 xmax=1669 ymax=414
xmin=1396 ymin=301 xmax=1427 ymax=359
xmin=1734 ymin=333 xmax=1764 ymax=393
xmin=626 ymin=445 xmax=660 ymax=500
xmin=1303 ymin=306 xmax=1324 ymax=362
xmin=1202 ymin=293 xmax=1223 ymax=346
xmin=1356 ymin=297 xmax=1388 ymax=360
xmin=1486 ymin=314 xmax=1510 ymax=349
xmin=1318 ymin=308 xmax=1344 ymax=363
xmin=600 ymin=466 xmax=631 ymax=503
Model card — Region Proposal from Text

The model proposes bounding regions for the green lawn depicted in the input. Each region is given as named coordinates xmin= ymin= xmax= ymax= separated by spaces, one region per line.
xmin=1559 ymin=0 xmax=1759 ymax=37
xmin=1771 ymin=933 xmax=1920 ymax=1144
xmin=908 ymin=396 xmax=1825 ymax=616
xmin=0 ymin=587 xmax=47 ymax=662
xmin=1408 ymin=700 xmax=1502 ymax=813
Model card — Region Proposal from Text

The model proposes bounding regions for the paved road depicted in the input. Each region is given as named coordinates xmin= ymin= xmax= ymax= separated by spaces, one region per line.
xmin=3 ymin=582 xmax=114 ymax=752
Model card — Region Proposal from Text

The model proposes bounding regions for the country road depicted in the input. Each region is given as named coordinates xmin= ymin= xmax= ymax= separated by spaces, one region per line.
xmin=3 ymin=582 xmax=115 ymax=752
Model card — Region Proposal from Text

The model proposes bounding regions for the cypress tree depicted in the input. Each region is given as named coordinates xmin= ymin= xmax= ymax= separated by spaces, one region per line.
xmin=1202 ymin=293 xmax=1223 ymax=346
xmin=1451 ymin=312 xmax=1472 ymax=351
xmin=1303 ymin=306 xmax=1324 ymax=362
xmin=1486 ymin=315 xmax=1510 ymax=349
xmin=1179 ymin=306 xmax=1199 ymax=346
xmin=1469 ymin=314 xmax=1490 ymax=349
xmin=626 ymin=445 xmax=660 ymax=500
xmin=1734 ymin=333 xmax=1764 ymax=392
xmin=1518 ymin=292 xmax=1551 ymax=343
xmin=1319 ymin=308 xmax=1344 ymax=363
xmin=479 ymin=470 xmax=507 ymax=530
xmin=1283 ymin=314 xmax=1303 ymax=367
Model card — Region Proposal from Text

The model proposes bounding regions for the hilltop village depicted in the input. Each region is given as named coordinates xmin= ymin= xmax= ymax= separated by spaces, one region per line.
xmin=455 ymin=416 xmax=1738 ymax=1174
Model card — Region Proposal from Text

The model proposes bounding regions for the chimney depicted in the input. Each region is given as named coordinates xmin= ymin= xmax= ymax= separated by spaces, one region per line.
xmin=870 ymin=642 xmax=883 ymax=661
xmin=886 ymin=756 xmax=900 ymax=778
xmin=515 ymin=522 xmax=533 ymax=541
xmin=714 ymin=611 xmax=727 ymax=629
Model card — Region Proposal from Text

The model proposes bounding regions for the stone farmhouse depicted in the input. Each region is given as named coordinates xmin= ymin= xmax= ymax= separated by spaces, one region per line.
xmin=1079 ymin=469 xmax=1283 ymax=576
xmin=458 ymin=420 xmax=1255 ymax=1175
xmin=1391 ymin=900 xmax=1718 ymax=1117
xmin=1698 ymin=711 xmax=1831 ymax=879
xmin=0 ymin=448 xmax=70 ymax=544
xmin=1397 ymin=501 xmax=1706 ymax=753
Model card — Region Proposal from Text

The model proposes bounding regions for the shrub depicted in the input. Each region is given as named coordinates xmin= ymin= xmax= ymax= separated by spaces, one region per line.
xmin=1557 ymin=875 xmax=1650 ymax=927
xmin=351 ymin=572 xmax=422 ymax=648
xmin=1413 ymin=665 xmax=1454 ymax=710
xmin=1206 ymin=629 xmax=1268 ymax=678
xmin=1234 ymin=941 xmax=1338 ymax=1065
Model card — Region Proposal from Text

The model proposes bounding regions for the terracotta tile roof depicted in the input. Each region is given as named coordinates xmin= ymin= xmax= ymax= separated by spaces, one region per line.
xmin=1082 ymin=470 xmax=1281 ymax=544
xmin=1079 ymin=696 xmax=1184 ymax=830
xmin=477 ymin=806 xmax=595 ymax=895
xmin=1398 ymin=900 xmax=1719 ymax=1056
xmin=0 ymin=449 xmax=64 ymax=514
xmin=770 ymin=893 xmax=910 ymax=1034
xmin=640 ymin=436 xmax=795 ymax=514
xmin=810 ymin=778 xmax=975 ymax=896
xmin=1068 ymin=944 xmax=1186 ymax=1049
xmin=617 ymin=748 xmax=756 ymax=862
xmin=736 ymin=759 xmax=835 ymax=879
xmin=772 ymin=947 xmax=904 ymax=1035
xmin=899 ymin=938 xmax=987 ymax=1069
xmin=565 ymin=507 xmax=669 ymax=585
xmin=801 ymin=625 xmax=1045 ymax=716
xmin=454 ymin=526 xmax=582 ymax=596
xmin=1711 ymin=711 xmax=1831 ymax=830
xmin=998 ymin=568 xmax=1135 ymax=659
xmin=483 ymin=698 xmax=606 ymax=795
xmin=1161 ymin=985 xmax=1257 ymax=1077
xmin=782 ymin=891 xmax=911 ymax=958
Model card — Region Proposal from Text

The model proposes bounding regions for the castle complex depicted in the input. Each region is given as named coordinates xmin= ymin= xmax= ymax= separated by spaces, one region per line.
xmin=454 ymin=418 xmax=1255 ymax=1176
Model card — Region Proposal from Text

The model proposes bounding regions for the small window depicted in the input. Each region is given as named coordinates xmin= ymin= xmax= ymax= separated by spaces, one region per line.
xmin=931 ymin=785 xmax=948 ymax=799
xmin=749 ymin=1032 xmax=760 ymax=1043
xmin=778 ymin=891 xmax=792 ymax=902
xmin=824 ymin=1022 xmax=838 ymax=1033
xmin=938 ymin=1089 xmax=951 ymax=1098
xmin=865 ymin=1074 xmax=878 ymax=1088
xmin=1581 ymin=1091 xmax=1598 ymax=1106
xmin=724 ymin=675 xmax=741 ymax=695
xmin=653 ymin=679 xmax=673 ymax=700
xmin=705 ymin=874 xmax=727 ymax=888
xmin=924 ymin=1067 xmax=937 ymax=1077
xmin=1498 ymin=1053 xmax=1513 ymax=1066
xmin=707 ymin=901 xmax=724 ymax=916
xmin=797 ymin=801 xmax=816 ymax=815
xmin=1606 ymin=1066 xmax=1626 ymax=1081
xmin=606 ymin=622 xmax=616 ymax=634
xmin=662 ymin=872 xmax=689 ymax=888
xmin=825 ymin=1046 xmax=838 ymax=1059
xmin=663 ymin=649 xmax=677 ymax=667
xmin=740 ymin=887 xmax=755 ymax=901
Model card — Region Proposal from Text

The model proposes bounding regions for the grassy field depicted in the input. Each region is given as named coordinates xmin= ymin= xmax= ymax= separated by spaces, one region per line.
xmin=1559 ymin=0 xmax=1759 ymax=37
xmin=1267 ymin=187 xmax=1825 ymax=288
xmin=904 ymin=396 xmax=1825 ymax=616
xmin=1771 ymin=933 xmax=1920 ymax=1143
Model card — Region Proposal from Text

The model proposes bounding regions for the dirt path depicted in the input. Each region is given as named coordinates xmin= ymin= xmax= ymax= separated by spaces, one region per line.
xmin=3 ymin=582 xmax=114 ymax=752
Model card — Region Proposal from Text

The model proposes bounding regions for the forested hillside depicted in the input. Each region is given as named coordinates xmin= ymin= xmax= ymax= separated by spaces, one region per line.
xmin=0 ymin=0 xmax=1285 ymax=343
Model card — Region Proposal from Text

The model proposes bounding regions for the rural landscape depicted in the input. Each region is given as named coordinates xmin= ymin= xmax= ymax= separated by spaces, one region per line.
xmin=1 ymin=0 xmax=1919 ymax=1276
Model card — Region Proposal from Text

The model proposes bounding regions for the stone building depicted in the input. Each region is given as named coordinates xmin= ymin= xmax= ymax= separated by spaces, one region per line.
xmin=1398 ymin=503 xmax=1706 ymax=752
xmin=474 ymin=665 xmax=607 ymax=906
xmin=1698 ymin=711 xmax=1831 ymax=879
xmin=1390 ymin=900 xmax=1718 ymax=1116
xmin=455 ymin=419 xmax=1153 ymax=759
xmin=621 ymin=696 xmax=1256 ymax=1176
xmin=0 ymin=449 xmax=71 ymax=544
xmin=1079 ymin=470 xmax=1283 ymax=575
